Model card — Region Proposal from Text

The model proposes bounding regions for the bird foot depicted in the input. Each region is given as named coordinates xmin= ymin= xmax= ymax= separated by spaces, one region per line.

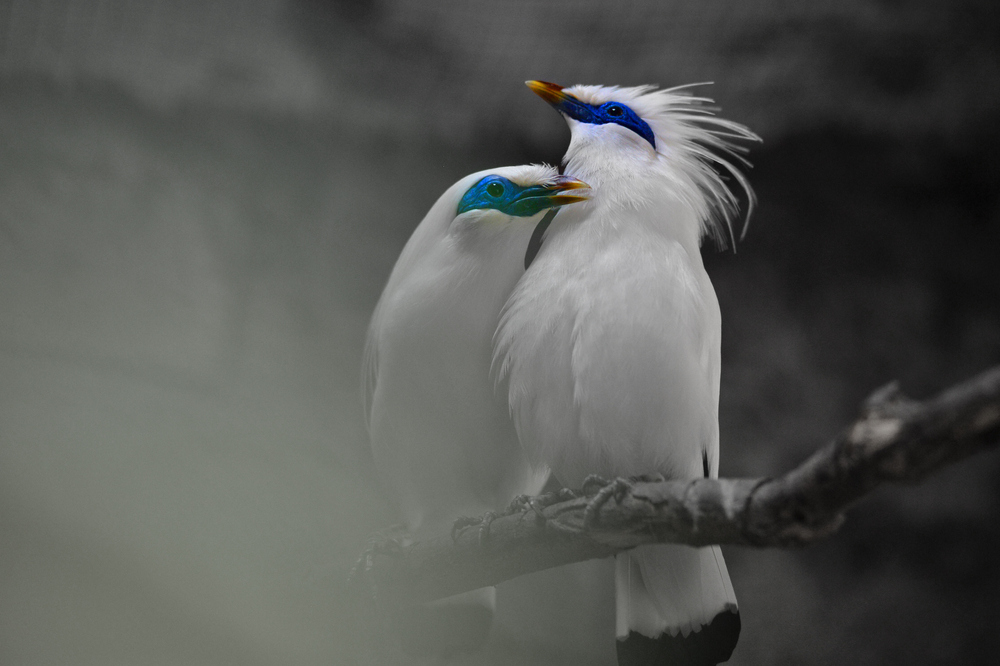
xmin=506 ymin=493 xmax=536 ymax=513
xmin=478 ymin=511 xmax=499 ymax=545
xmin=583 ymin=477 xmax=632 ymax=527
xmin=451 ymin=515 xmax=481 ymax=542
xmin=505 ymin=494 xmax=547 ymax=523
xmin=581 ymin=474 xmax=612 ymax=495
xmin=583 ymin=475 xmax=665 ymax=528
xmin=451 ymin=511 xmax=499 ymax=545
xmin=506 ymin=488 xmax=578 ymax=523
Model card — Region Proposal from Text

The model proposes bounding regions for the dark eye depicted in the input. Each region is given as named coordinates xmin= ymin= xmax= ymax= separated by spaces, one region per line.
xmin=606 ymin=104 xmax=624 ymax=117
xmin=486 ymin=181 xmax=505 ymax=197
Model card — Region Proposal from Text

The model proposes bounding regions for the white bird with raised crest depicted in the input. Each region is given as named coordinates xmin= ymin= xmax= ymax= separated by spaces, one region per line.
xmin=495 ymin=81 xmax=758 ymax=665
xmin=363 ymin=164 xmax=588 ymax=657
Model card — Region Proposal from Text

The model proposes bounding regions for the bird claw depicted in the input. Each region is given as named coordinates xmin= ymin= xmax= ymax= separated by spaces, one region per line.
xmin=507 ymin=488 xmax=579 ymax=524
xmin=583 ymin=476 xmax=634 ymax=528
xmin=581 ymin=474 xmax=612 ymax=494
xmin=506 ymin=493 xmax=539 ymax=514
xmin=451 ymin=511 xmax=500 ymax=546
xmin=478 ymin=511 xmax=499 ymax=545
xmin=454 ymin=487 xmax=589 ymax=543
xmin=451 ymin=515 xmax=482 ymax=542
xmin=506 ymin=494 xmax=548 ymax=525
xmin=547 ymin=487 xmax=580 ymax=503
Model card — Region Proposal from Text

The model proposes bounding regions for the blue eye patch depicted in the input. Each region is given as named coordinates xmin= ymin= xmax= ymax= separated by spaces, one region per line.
xmin=548 ymin=96 xmax=656 ymax=149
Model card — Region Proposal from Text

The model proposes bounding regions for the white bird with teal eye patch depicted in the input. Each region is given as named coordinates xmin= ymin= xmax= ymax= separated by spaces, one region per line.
xmin=363 ymin=164 xmax=589 ymax=657
xmin=495 ymin=82 xmax=758 ymax=666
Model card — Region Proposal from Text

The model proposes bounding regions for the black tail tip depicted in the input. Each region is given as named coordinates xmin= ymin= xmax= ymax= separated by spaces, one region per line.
xmin=616 ymin=608 xmax=741 ymax=666
xmin=392 ymin=604 xmax=494 ymax=658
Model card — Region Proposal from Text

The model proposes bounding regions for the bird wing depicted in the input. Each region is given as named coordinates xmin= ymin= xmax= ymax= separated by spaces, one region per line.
xmin=497 ymin=229 xmax=721 ymax=486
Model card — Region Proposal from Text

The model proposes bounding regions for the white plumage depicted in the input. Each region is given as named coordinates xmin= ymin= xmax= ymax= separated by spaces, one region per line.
xmin=363 ymin=164 xmax=587 ymax=656
xmin=495 ymin=82 xmax=757 ymax=665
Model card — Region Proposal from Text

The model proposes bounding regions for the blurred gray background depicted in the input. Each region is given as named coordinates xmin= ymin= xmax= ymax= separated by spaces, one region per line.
xmin=1 ymin=0 xmax=998 ymax=664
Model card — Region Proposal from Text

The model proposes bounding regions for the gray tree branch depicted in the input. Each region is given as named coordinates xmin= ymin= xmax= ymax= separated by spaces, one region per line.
xmin=351 ymin=366 xmax=1000 ymax=606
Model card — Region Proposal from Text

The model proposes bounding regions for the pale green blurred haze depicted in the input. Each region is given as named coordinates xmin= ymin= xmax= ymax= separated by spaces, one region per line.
xmin=1 ymin=1 xmax=998 ymax=665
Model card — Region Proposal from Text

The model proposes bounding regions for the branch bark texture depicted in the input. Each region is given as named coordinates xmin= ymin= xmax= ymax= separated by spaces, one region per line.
xmin=352 ymin=366 xmax=1000 ymax=606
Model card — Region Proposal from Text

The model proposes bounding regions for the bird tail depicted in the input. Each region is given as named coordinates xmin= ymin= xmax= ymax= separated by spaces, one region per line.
xmin=392 ymin=587 xmax=496 ymax=658
xmin=615 ymin=544 xmax=740 ymax=665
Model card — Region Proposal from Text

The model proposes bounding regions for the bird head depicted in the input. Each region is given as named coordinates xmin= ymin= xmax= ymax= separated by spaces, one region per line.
xmin=526 ymin=80 xmax=759 ymax=248
xmin=447 ymin=164 xmax=589 ymax=244
xmin=527 ymin=80 xmax=657 ymax=154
